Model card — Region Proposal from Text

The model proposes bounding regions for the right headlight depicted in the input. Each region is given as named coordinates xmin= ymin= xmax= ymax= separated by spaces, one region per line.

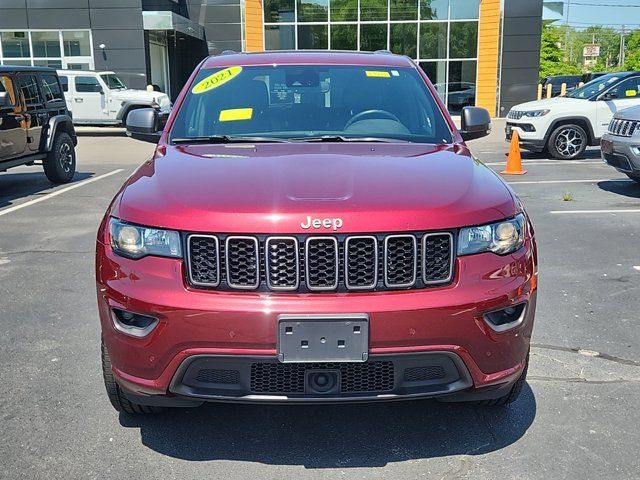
xmin=522 ymin=109 xmax=550 ymax=118
xmin=109 ymin=217 xmax=182 ymax=259
xmin=458 ymin=214 xmax=526 ymax=256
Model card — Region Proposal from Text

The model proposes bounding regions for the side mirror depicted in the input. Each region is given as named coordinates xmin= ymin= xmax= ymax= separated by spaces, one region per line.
xmin=0 ymin=92 xmax=11 ymax=108
xmin=126 ymin=108 xmax=163 ymax=143
xmin=599 ymin=91 xmax=617 ymax=101
xmin=460 ymin=106 xmax=491 ymax=141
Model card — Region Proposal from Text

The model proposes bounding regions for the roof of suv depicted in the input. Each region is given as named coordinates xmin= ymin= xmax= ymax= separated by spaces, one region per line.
xmin=0 ymin=65 xmax=56 ymax=74
xmin=202 ymin=50 xmax=415 ymax=69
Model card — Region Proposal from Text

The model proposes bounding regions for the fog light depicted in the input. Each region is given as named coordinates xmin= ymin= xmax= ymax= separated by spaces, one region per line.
xmin=483 ymin=303 xmax=527 ymax=332
xmin=111 ymin=308 xmax=158 ymax=337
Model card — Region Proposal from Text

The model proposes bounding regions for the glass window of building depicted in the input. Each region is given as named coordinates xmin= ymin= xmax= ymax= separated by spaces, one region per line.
xmin=298 ymin=25 xmax=328 ymax=49
xmin=0 ymin=30 xmax=94 ymax=69
xmin=40 ymin=74 xmax=64 ymax=103
xmin=360 ymin=0 xmax=388 ymax=21
xmin=390 ymin=0 xmax=418 ymax=21
xmin=1 ymin=32 xmax=31 ymax=58
xmin=297 ymin=0 xmax=328 ymax=22
xmin=31 ymin=31 xmax=61 ymax=57
xmin=261 ymin=0 xmax=480 ymax=111
xmin=265 ymin=0 xmax=295 ymax=22
xmin=420 ymin=0 xmax=448 ymax=20
xmin=330 ymin=0 xmax=357 ymax=21
xmin=360 ymin=24 xmax=388 ymax=52
xmin=331 ymin=25 xmax=357 ymax=50
xmin=450 ymin=0 xmax=480 ymax=19
xmin=449 ymin=22 xmax=478 ymax=58
xmin=62 ymin=31 xmax=91 ymax=56
xmin=265 ymin=25 xmax=295 ymax=50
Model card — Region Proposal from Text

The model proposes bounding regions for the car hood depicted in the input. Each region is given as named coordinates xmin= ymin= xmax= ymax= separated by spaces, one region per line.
xmin=511 ymin=96 xmax=587 ymax=111
xmin=115 ymin=143 xmax=517 ymax=234
xmin=111 ymin=89 xmax=170 ymax=106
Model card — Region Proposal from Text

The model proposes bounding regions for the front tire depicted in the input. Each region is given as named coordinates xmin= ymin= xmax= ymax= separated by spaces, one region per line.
xmin=478 ymin=354 xmax=529 ymax=407
xmin=101 ymin=342 xmax=163 ymax=414
xmin=43 ymin=132 xmax=76 ymax=183
xmin=548 ymin=124 xmax=588 ymax=159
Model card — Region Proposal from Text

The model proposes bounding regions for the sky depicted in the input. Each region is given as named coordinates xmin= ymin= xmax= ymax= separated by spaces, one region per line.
xmin=543 ymin=0 xmax=640 ymax=30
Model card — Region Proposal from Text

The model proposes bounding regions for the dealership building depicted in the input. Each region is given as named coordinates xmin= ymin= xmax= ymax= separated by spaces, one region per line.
xmin=0 ymin=0 xmax=542 ymax=116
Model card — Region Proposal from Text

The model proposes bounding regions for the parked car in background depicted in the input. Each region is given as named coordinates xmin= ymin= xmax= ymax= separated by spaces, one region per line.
xmin=601 ymin=105 xmax=640 ymax=184
xmin=1 ymin=66 xmax=77 ymax=183
xmin=506 ymin=71 xmax=640 ymax=159
xmin=581 ymin=72 xmax=606 ymax=84
xmin=540 ymin=75 xmax=582 ymax=97
xmin=57 ymin=70 xmax=171 ymax=126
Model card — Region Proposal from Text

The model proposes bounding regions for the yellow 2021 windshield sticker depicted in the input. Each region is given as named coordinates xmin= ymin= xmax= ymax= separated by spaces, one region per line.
xmin=219 ymin=108 xmax=253 ymax=122
xmin=365 ymin=70 xmax=391 ymax=78
xmin=192 ymin=66 xmax=242 ymax=94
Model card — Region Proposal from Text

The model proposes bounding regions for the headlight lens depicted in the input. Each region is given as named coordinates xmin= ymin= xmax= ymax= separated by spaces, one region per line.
xmin=522 ymin=109 xmax=550 ymax=118
xmin=458 ymin=214 xmax=526 ymax=256
xmin=109 ymin=217 xmax=182 ymax=259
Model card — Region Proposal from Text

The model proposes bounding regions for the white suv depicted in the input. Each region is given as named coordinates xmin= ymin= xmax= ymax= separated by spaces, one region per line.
xmin=506 ymin=72 xmax=640 ymax=159
xmin=57 ymin=70 xmax=171 ymax=126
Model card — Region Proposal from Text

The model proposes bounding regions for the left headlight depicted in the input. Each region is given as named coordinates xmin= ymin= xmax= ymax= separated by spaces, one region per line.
xmin=458 ymin=214 xmax=526 ymax=256
xmin=109 ymin=217 xmax=182 ymax=259
xmin=522 ymin=109 xmax=550 ymax=118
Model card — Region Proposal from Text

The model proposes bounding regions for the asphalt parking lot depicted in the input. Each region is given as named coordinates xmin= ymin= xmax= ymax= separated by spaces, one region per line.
xmin=1 ymin=121 xmax=639 ymax=479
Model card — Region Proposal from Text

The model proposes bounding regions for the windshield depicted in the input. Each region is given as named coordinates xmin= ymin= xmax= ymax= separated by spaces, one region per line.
xmin=100 ymin=74 xmax=127 ymax=90
xmin=169 ymin=65 xmax=453 ymax=144
xmin=568 ymin=73 xmax=621 ymax=99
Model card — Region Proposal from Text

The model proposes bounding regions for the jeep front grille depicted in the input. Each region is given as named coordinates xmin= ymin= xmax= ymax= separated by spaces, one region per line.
xmin=609 ymin=118 xmax=639 ymax=137
xmin=186 ymin=232 xmax=455 ymax=293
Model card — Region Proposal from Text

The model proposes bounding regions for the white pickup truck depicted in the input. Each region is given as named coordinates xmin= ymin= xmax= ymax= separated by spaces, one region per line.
xmin=57 ymin=70 xmax=171 ymax=126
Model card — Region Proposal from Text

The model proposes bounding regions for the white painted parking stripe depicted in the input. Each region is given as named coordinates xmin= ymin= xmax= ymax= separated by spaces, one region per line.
xmin=485 ymin=160 xmax=603 ymax=166
xmin=550 ymin=209 xmax=640 ymax=214
xmin=508 ymin=178 xmax=632 ymax=185
xmin=0 ymin=169 xmax=124 ymax=218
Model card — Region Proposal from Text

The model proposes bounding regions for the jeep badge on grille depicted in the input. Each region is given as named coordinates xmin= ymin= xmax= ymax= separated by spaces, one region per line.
xmin=300 ymin=216 xmax=343 ymax=231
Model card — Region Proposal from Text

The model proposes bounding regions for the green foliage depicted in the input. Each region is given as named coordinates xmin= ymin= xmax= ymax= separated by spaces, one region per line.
xmin=540 ymin=23 xmax=640 ymax=78
xmin=540 ymin=24 xmax=581 ymax=80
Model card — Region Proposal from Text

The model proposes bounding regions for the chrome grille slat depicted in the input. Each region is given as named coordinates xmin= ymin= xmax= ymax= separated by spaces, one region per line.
xmin=422 ymin=233 xmax=454 ymax=284
xmin=305 ymin=237 xmax=339 ymax=291
xmin=225 ymin=236 xmax=260 ymax=289
xmin=609 ymin=118 xmax=639 ymax=137
xmin=187 ymin=235 xmax=220 ymax=287
xmin=186 ymin=233 xmax=454 ymax=292
xmin=265 ymin=237 xmax=299 ymax=291
xmin=345 ymin=236 xmax=378 ymax=290
xmin=384 ymin=235 xmax=417 ymax=288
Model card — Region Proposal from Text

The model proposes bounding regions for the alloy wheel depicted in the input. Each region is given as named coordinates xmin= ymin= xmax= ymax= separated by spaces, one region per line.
xmin=555 ymin=127 xmax=584 ymax=158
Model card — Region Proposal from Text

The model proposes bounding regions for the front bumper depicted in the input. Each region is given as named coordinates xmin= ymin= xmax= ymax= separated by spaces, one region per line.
xmin=601 ymin=133 xmax=640 ymax=174
xmin=97 ymin=237 xmax=537 ymax=404
xmin=506 ymin=121 xmax=548 ymax=152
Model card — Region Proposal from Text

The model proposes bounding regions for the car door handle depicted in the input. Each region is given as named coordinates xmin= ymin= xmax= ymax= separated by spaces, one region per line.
xmin=75 ymin=98 xmax=84 ymax=103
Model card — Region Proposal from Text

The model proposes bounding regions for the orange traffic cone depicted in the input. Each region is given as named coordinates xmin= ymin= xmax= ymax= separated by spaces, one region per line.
xmin=502 ymin=130 xmax=527 ymax=175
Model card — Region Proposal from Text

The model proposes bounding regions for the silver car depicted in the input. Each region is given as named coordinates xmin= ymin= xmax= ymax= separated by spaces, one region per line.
xmin=602 ymin=105 xmax=640 ymax=184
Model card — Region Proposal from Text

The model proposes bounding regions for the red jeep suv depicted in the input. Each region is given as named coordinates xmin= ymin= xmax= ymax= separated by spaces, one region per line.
xmin=97 ymin=51 xmax=537 ymax=413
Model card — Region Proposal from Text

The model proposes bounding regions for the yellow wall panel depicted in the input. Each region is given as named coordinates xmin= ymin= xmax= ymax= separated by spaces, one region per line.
xmin=245 ymin=0 xmax=264 ymax=52
xmin=476 ymin=0 xmax=502 ymax=116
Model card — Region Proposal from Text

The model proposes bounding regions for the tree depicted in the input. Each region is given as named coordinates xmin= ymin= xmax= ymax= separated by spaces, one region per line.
xmin=624 ymin=30 xmax=640 ymax=71
xmin=539 ymin=24 xmax=581 ymax=80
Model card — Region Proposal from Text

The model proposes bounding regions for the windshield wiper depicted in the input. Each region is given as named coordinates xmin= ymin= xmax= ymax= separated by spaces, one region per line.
xmin=290 ymin=135 xmax=408 ymax=143
xmin=171 ymin=135 xmax=292 ymax=144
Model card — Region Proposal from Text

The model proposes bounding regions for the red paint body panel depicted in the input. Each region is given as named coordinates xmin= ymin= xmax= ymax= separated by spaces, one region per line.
xmin=97 ymin=51 xmax=538 ymax=404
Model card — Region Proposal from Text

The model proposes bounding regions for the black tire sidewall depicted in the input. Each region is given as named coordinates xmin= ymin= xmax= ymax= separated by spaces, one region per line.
xmin=548 ymin=124 xmax=588 ymax=160
xmin=44 ymin=132 xmax=76 ymax=183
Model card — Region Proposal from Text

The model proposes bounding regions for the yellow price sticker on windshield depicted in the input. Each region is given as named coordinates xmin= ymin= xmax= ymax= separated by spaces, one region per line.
xmin=625 ymin=90 xmax=638 ymax=97
xmin=365 ymin=71 xmax=391 ymax=78
xmin=192 ymin=66 xmax=242 ymax=94
xmin=219 ymin=108 xmax=253 ymax=122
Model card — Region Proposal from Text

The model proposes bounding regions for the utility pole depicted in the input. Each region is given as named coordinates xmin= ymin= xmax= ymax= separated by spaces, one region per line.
xmin=619 ymin=26 xmax=626 ymax=68
xmin=565 ymin=0 xmax=571 ymax=61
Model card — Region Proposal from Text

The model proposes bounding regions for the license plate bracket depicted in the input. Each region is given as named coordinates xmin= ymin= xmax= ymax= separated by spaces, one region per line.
xmin=601 ymin=139 xmax=613 ymax=155
xmin=277 ymin=314 xmax=369 ymax=363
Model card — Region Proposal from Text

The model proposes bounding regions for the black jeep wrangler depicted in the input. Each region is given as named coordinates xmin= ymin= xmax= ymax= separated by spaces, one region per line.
xmin=0 ymin=66 xmax=77 ymax=183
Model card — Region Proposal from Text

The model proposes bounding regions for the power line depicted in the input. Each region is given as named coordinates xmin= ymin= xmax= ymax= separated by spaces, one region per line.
xmin=558 ymin=1 xmax=640 ymax=7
